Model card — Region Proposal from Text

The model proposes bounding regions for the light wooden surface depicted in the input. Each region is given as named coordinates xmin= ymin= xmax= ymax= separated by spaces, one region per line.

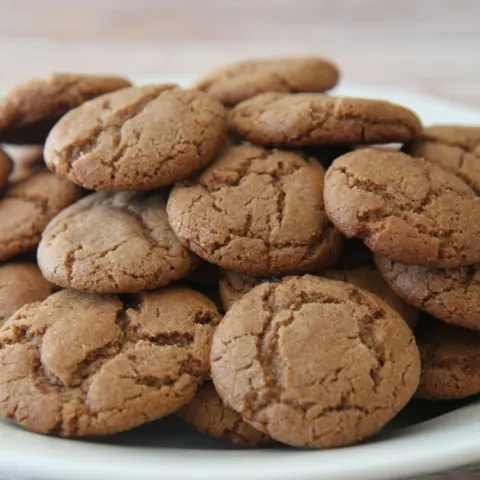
xmin=0 ymin=1 xmax=479 ymax=479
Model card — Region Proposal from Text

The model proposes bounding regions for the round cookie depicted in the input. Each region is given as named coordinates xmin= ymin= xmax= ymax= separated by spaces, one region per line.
xmin=406 ymin=125 xmax=480 ymax=194
xmin=211 ymin=275 xmax=420 ymax=448
xmin=178 ymin=382 xmax=272 ymax=446
xmin=167 ymin=144 xmax=343 ymax=276
xmin=375 ymin=255 xmax=480 ymax=330
xmin=44 ymin=84 xmax=227 ymax=191
xmin=195 ymin=57 xmax=339 ymax=106
xmin=324 ymin=149 xmax=480 ymax=268
xmin=0 ymin=262 xmax=54 ymax=323
xmin=38 ymin=191 xmax=196 ymax=294
xmin=0 ymin=171 xmax=83 ymax=261
xmin=415 ymin=316 xmax=480 ymax=400
xmin=230 ymin=93 xmax=422 ymax=147
xmin=0 ymin=286 xmax=220 ymax=436
xmin=0 ymin=148 xmax=12 ymax=191
xmin=0 ymin=73 xmax=131 ymax=144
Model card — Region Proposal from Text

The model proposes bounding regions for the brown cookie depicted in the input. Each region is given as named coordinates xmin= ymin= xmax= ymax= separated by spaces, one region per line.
xmin=211 ymin=275 xmax=420 ymax=448
xmin=230 ymin=93 xmax=422 ymax=147
xmin=0 ymin=73 xmax=131 ymax=144
xmin=195 ymin=57 xmax=339 ymax=106
xmin=0 ymin=262 xmax=54 ymax=323
xmin=415 ymin=316 xmax=480 ymax=400
xmin=0 ymin=286 xmax=220 ymax=436
xmin=3 ymin=145 xmax=44 ymax=166
xmin=44 ymin=85 xmax=227 ymax=191
xmin=324 ymin=149 xmax=480 ymax=268
xmin=322 ymin=266 xmax=419 ymax=330
xmin=406 ymin=125 xmax=480 ymax=194
xmin=0 ymin=171 xmax=83 ymax=261
xmin=38 ymin=192 xmax=197 ymax=294
xmin=0 ymin=148 xmax=13 ymax=191
xmin=167 ymin=144 xmax=343 ymax=276
xmin=178 ymin=382 xmax=272 ymax=446
xmin=376 ymin=255 xmax=480 ymax=330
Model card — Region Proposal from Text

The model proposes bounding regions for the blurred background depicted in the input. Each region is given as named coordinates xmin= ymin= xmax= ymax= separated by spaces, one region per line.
xmin=0 ymin=0 xmax=479 ymax=105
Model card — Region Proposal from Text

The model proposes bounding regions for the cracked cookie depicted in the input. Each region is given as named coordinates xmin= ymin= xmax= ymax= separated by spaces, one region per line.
xmin=0 ymin=73 xmax=131 ymax=144
xmin=0 ymin=286 xmax=221 ymax=436
xmin=195 ymin=56 xmax=339 ymax=106
xmin=0 ymin=148 xmax=12 ymax=191
xmin=376 ymin=255 xmax=480 ymax=330
xmin=167 ymin=144 xmax=343 ymax=276
xmin=415 ymin=316 xmax=480 ymax=400
xmin=0 ymin=171 xmax=83 ymax=261
xmin=0 ymin=262 xmax=54 ymax=324
xmin=44 ymin=84 xmax=228 ymax=191
xmin=38 ymin=191 xmax=196 ymax=294
xmin=324 ymin=149 xmax=480 ymax=268
xmin=178 ymin=382 xmax=272 ymax=446
xmin=230 ymin=93 xmax=422 ymax=147
xmin=406 ymin=125 xmax=480 ymax=194
xmin=211 ymin=275 xmax=420 ymax=448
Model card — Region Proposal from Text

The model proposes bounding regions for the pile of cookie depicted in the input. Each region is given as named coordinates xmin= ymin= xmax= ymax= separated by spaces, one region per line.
xmin=0 ymin=57 xmax=479 ymax=449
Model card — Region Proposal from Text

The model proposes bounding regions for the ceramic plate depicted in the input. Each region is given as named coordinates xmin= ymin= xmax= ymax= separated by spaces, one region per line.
xmin=1 ymin=78 xmax=480 ymax=480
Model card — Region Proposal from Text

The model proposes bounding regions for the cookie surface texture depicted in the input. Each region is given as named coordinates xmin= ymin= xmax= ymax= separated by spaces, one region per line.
xmin=196 ymin=57 xmax=339 ymax=106
xmin=0 ymin=286 xmax=220 ymax=436
xmin=44 ymin=85 xmax=227 ymax=191
xmin=167 ymin=144 xmax=342 ymax=275
xmin=324 ymin=149 xmax=480 ymax=268
xmin=211 ymin=275 xmax=420 ymax=448
xmin=38 ymin=192 xmax=196 ymax=294
xmin=230 ymin=93 xmax=422 ymax=147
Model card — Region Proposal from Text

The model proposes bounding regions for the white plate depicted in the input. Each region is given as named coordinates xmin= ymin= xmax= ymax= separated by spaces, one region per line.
xmin=2 ymin=79 xmax=480 ymax=480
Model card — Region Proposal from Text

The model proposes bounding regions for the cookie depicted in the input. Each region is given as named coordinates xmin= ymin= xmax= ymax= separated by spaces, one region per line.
xmin=167 ymin=144 xmax=343 ymax=276
xmin=195 ymin=57 xmax=339 ymax=106
xmin=44 ymin=84 xmax=227 ymax=191
xmin=0 ymin=286 xmax=220 ymax=436
xmin=3 ymin=145 xmax=44 ymax=166
xmin=0 ymin=148 xmax=12 ymax=191
xmin=324 ymin=149 xmax=480 ymax=268
xmin=322 ymin=266 xmax=419 ymax=330
xmin=178 ymin=382 xmax=272 ymax=446
xmin=406 ymin=125 xmax=480 ymax=194
xmin=0 ymin=262 xmax=54 ymax=323
xmin=211 ymin=275 xmax=420 ymax=448
xmin=376 ymin=255 xmax=480 ymax=330
xmin=415 ymin=316 xmax=480 ymax=400
xmin=38 ymin=192 xmax=196 ymax=294
xmin=0 ymin=171 xmax=83 ymax=261
xmin=0 ymin=73 xmax=131 ymax=144
xmin=230 ymin=93 xmax=422 ymax=147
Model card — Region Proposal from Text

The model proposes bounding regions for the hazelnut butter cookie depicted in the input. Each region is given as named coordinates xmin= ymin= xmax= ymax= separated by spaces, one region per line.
xmin=211 ymin=275 xmax=420 ymax=448
xmin=0 ymin=287 xmax=220 ymax=436
xmin=0 ymin=73 xmax=131 ymax=144
xmin=44 ymin=85 xmax=227 ymax=191
xmin=167 ymin=143 xmax=343 ymax=276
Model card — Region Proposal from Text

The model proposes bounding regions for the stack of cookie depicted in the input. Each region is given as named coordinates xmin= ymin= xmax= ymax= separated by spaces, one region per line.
xmin=0 ymin=58 xmax=478 ymax=450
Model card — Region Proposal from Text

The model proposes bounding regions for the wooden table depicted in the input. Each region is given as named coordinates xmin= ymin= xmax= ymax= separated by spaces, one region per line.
xmin=0 ymin=0 xmax=479 ymax=478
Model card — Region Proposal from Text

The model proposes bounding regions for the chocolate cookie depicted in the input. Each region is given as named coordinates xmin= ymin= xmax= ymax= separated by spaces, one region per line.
xmin=0 ymin=262 xmax=54 ymax=323
xmin=211 ymin=275 xmax=420 ymax=448
xmin=324 ymin=149 xmax=480 ymax=268
xmin=38 ymin=192 xmax=196 ymax=294
xmin=230 ymin=93 xmax=422 ymax=147
xmin=0 ymin=73 xmax=131 ymax=144
xmin=0 ymin=171 xmax=83 ymax=261
xmin=44 ymin=85 xmax=227 ymax=191
xmin=415 ymin=316 xmax=480 ymax=400
xmin=167 ymin=144 xmax=343 ymax=276
xmin=195 ymin=57 xmax=339 ymax=106
xmin=178 ymin=382 xmax=272 ymax=446
xmin=0 ymin=286 xmax=220 ymax=436
xmin=406 ymin=125 xmax=480 ymax=194
xmin=0 ymin=148 xmax=12 ymax=191
xmin=376 ymin=255 xmax=480 ymax=330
